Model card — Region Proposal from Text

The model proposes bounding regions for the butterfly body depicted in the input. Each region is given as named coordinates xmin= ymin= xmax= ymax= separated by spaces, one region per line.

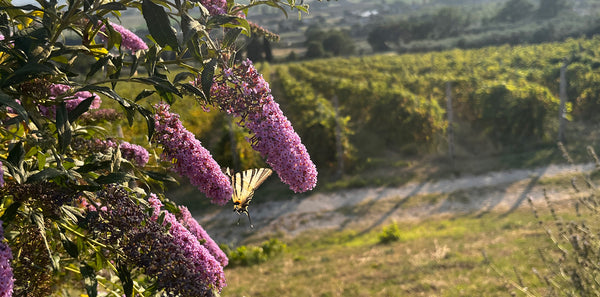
xmin=227 ymin=167 xmax=273 ymax=227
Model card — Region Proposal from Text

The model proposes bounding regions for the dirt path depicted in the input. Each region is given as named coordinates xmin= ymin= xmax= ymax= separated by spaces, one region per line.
xmin=197 ymin=163 xmax=596 ymax=244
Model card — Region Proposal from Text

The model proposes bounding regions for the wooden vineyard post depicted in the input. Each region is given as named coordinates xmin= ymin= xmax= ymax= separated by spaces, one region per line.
xmin=332 ymin=94 xmax=344 ymax=179
xmin=558 ymin=60 xmax=568 ymax=143
xmin=446 ymin=81 xmax=455 ymax=168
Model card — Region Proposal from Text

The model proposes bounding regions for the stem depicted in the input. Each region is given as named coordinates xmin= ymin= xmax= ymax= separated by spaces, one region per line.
xmin=57 ymin=221 xmax=108 ymax=249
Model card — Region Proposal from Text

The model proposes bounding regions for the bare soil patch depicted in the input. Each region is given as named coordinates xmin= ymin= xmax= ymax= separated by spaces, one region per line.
xmin=197 ymin=163 xmax=595 ymax=245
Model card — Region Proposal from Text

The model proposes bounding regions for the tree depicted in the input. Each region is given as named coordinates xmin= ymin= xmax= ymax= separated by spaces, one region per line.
xmin=537 ymin=0 xmax=572 ymax=19
xmin=493 ymin=0 xmax=535 ymax=23
xmin=0 ymin=0 xmax=318 ymax=296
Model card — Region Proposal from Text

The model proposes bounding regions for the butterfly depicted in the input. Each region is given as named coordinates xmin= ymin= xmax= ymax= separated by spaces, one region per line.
xmin=226 ymin=167 xmax=273 ymax=227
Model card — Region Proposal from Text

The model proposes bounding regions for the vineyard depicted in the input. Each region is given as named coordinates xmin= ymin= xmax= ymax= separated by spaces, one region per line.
xmin=266 ymin=37 xmax=600 ymax=179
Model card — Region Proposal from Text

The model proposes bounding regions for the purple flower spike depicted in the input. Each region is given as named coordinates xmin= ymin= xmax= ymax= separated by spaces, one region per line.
xmin=200 ymin=0 xmax=227 ymax=15
xmin=152 ymin=103 xmax=232 ymax=205
xmin=99 ymin=22 xmax=148 ymax=52
xmin=148 ymin=195 xmax=226 ymax=291
xmin=178 ymin=206 xmax=228 ymax=267
xmin=210 ymin=59 xmax=318 ymax=192
xmin=38 ymin=84 xmax=102 ymax=118
xmin=119 ymin=141 xmax=149 ymax=167
xmin=0 ymin=221 xmax=14 ymax=297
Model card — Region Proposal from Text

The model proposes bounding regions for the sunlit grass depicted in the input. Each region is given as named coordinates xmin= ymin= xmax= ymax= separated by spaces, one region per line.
xmin=223 ymin=205 xmax=576 ymax=297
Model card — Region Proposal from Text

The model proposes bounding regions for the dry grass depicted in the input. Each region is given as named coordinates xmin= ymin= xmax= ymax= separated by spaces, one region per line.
xmin=222 ymin=206 xmax=574 ymax=297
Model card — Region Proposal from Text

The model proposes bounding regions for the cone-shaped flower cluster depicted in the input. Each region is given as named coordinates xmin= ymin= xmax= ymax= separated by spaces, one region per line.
xmin=210 ymin=59 xmax=317 ymax=192
xmin=178 ymin=206 xmax=228 ymax=267
xmin=98 ymin=22 xmax=148 ymax=52
xmin=152 ymin=103 xmax=232 ymax=205
xmin=88 ymin=186 xmax=225 ymax=296
xmin=119 ymin=141 xmax=149 ymax=167
xmin=200 ymin=0 xmax=227 ymax=15
xmin=0 ymin=221 xmax=14 ymax=297
xmin=38 ymin=84 xmax=102 ymax=118
xmin=148 ymin=195 xmax=226 ymax=291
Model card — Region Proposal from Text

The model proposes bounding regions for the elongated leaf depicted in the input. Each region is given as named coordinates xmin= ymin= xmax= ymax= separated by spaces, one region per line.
xmin=76 ymin=160 xmax=112 ymax=173
xmin=68 ymin=96 xmax=95 ymax=123
xmin=95 ymin=2 xmax=126 ymax=11
xmin=181 ymin=13 xmax=204 ymax=45
xmin=129 ymin=52 xmax=140 ymax=77
xmin=142 ymin=0 xmax=179 ymax=50
xmin=206 ymin=15 xmax=237 ymax=27
xmin=1 ymin=62 xmax=54 ymax=87
xmin=28 ymin=168 xmax=66 ymax=182
xmin=173 ymin=72 xmax=195 ymax=84
xmin=61 ymin=233 xmax=79 ymax=258
xmin=222 ymin=27 xmax=242 ymax=48
xmin=134 ymin=89 xmax=156 ymax=102
xmin=95 ymin=172 xmax=129 ymax=184
xmin=32 ymin=212 xmax=59 ymax=270
xmin=56 ymin=103 xmax=72 ymax=154
xmin=0 ymin=91 xmax=28 ymax=122
xmin=0 ymin=202 xmax=21 ymax=226
xmin=78 ymin=85 xmax=131 ymax=108
xmin=180 ymin=83 xmax=206 ymax=101
xmin=137 ymin=106 xmax=155 ymax=140
xmin=117 ymin=263 xmax=134 ymax=297
xmin=132 ymin=77 xmax=181 ymax=97
xmin=144 ymin=170 xmax=178 ymax=183
xmin=7 ymin=141 xmax=24 ymax=168
xmin=201 ymin=58 xmax=217 ymax=99
xmin=86 ymin=56 xmax=110 ymax=82
xmin=81 ymin=262 xmax=98 ymax=297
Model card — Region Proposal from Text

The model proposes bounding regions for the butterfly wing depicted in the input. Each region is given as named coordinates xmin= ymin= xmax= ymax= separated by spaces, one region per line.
xmin=230 ymin=168 xmax=273 ymax=214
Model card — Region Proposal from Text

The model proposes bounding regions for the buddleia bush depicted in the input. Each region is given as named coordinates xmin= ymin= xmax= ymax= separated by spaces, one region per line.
xmin=0 ymin=0 xmax=320 ymax=296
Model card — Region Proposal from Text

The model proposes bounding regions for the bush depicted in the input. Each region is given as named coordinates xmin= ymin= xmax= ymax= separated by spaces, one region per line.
xmin=378 ymin=221 xmax=402 ymax=244
xmin=224 ymin=238 xmax=288 ymax=267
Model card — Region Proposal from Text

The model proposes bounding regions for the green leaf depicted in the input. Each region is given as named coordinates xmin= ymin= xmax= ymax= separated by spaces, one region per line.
xmin=129 ymin=51 xmax=141 ymax=77
xmin=144 ymin=170 xmax=178 ymax=183
xmin=206 ymin=15 xmax=238 ymax=27
xmin=32 ymin=212 xmax=59 ymax=270
xmin=181 ymin=13 xmax=205 ymax=45
xmin=180 ymin=83 xmax=207 ymax=101
xmin=201 ymin=58 xmax=217 ymax=99
xmin=68 ymin=96 xmax=96 ymax=123
xmin=0 ymin=91 xmax=28 ymax=122
xmin=78 ymin=85 xmax=131 ymax=108
xmin=95 ymin=172 xmax=129 ymax=184
xmin=56 ymin=103 xmax=72 ymax=154
xmin=7 ymin=141 xmax=24 ymax=168
xmin=28 ymin=168 xmax=66 ymax=182
xmin=117 ymin=263 xmax=134 ymax=297
xmin=76 ymin=160 xmax=112 ymax=173
xmin=61 ymin=233 xmax=79 ymax=258
xmin=142 ymin=0 xmax=179 ymax=50
xmin=95 ymin=2 xmax=126 ymax=11
xmin=86 ymin=56 xmax=110 ymax=82
xmin=80 ymin=262 xmax=98 ymax=297
xmin=137 ymin=106 xmax=155 ymax=140
xmin=37 ymin=152 xmax=47 ymax=171
xmin=222 ymin=27 xmax=242 ymax=48
xmin=134 ymin=89 xmax=156 ymax=102
xmin=132 ymin=76 xmax=181 ymax=97
xmin=173 ymin=71 xmax=195 ymax=84
xmin=1 ymin=62 xmax=55 ymax=87
xmin=0 ymin=202 xmax=22 ymax=227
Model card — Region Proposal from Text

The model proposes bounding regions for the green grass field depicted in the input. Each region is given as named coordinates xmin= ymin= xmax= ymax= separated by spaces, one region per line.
xmin=222 ymin=205 xmax=573 ymax=297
